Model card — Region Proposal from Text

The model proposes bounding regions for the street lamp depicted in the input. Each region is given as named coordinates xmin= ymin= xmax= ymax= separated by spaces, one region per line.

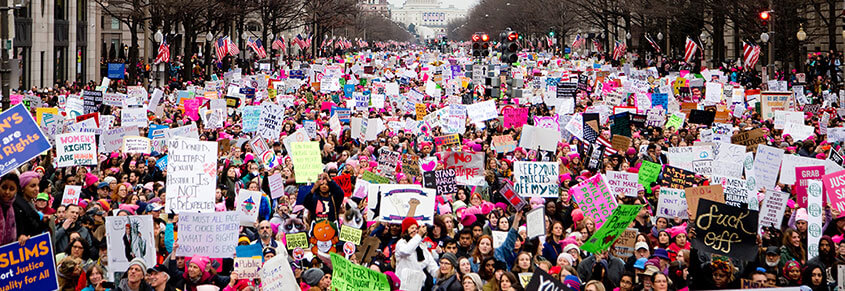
xmin=760 ymin=32 xmax=770 ymax=43
xmin=699 ymin=31 xmax=708 ymax=41
xmin=797 ymin=24 xmax=807 ymax=41
xmin=206 ymin=32 xmax=213 ymax=41
xmin=657 ymin=32 xmax=663 ymax=40
xmin=154 ymin=30 xmax=163 ymax=43
xmin=626 ymin=32 xmax=631 ymax=40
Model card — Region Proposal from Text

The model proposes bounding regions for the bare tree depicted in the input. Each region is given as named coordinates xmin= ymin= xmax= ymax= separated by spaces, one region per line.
xmin=95 ymin=0 xmax=154 ymax=83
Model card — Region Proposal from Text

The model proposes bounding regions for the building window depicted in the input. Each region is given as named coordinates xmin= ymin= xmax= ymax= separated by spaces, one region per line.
xmin=111 ymin=17 xmax=119 ymax=30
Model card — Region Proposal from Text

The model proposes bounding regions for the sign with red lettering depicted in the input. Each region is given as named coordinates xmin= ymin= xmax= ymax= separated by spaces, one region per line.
xmin=56 ymin=132 xmax=97 ymax=167
xmin=443 ymin=151 xmax=485 ymax=186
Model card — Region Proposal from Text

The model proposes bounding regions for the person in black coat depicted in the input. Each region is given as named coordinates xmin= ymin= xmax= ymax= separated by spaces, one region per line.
xmin=13 ymin=171 xmax=48 ymax=238
xmin=302 ymin=173 xmax=345 ymax=223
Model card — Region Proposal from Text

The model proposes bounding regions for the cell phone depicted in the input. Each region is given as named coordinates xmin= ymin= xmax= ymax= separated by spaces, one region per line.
xmin=101 ymin=282 xmax=115 ymax=289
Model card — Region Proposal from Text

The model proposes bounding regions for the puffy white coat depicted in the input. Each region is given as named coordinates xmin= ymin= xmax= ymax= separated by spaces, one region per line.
xmin=395 ymin=234 xmax=439 ymax=291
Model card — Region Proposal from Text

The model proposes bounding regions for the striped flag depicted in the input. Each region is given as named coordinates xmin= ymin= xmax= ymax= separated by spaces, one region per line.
xmin=612 ymin=41 xmax=626 ymax=61
xmin=596 ymin=136 xmax=619 ymax=156
xmin=294 ymin=34 xmax=305 ymax=49
xmin=644 ymin=33 xmax=661 ymax=53
xmin=247 ymin=38 xmax=267 ymax=59
xmin=743 ymin=41 xmax=761 ymax=69
xmin=227 ymin=36 xmax=240 ymax=56
xmin=683 ymin=37 xmax=698 ymax=63
xmin=272 ymin=36 xmax=285 ymax=50
xmin=572 ymin=34 xmax=584 ymax=49
xmin=215 ymin=37 xmax=229 ymax=61
xmin=546 ymin=36 xmax=553 ymax=48
xmin=305 ymin=34 xmax=312 ymax=48
xmin=154 ymin=39 xmax=170 ymax=64
xmin=592 ymin=39 xmax=603 ymax=53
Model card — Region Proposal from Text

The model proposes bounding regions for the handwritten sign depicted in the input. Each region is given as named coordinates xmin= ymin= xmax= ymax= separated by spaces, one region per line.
xmin=291 ymin=142 xmax=322 ymax=183
xmin=61 ymin=185 xmax=81 ymax=206
xmin=685 ymin=185 xmax=725 ymax=219
xmin=580 ymin=204 xmax=643 ymax=253
xmin=0 ymin=233 xmax=58 ymax=291
xmin=261 ymin=254 xmax=299 ymax=289
xmin=638 ymin=160 xmax=661 ymax=191
xmin=659 ymin=165 xmax=696 ymax=189
xmin=692 ymin=199 xmax=759 ymax=261
xmin=606 ymin=171 xmax=639 ymax=197
xmin=758 ymin=190 xmax=788 ymax=230
xmin=443 ymin=152 xmax=485 ymax=186
xmin=175 ymin=212 xmax=239 ymax=258
xmin=258 ymin=103 xmax=285 ymax=140
xmin=434 ymin=134 xmax=460 ymax=147
xmin=166 ymin=139 xmax=217 ymax=213
xmin=330 ymin=253 xmax=390 ymax=291
xmin=122 ymin=136 xmax=151 ymax=155
xmin=657 ymin=188 xmax=689 ymax=219
xmin=570 ymin=174 xmax=618 ymax=227
xmin=56 ymin=133 xmax=97 ymax=167
xmin=513 ymin=161 xmax=559 ymax=198
xmin=339 ymin=226 xmax=363 ymax=245
xmin=492 ymin=135 xmax=516 ymax=153
xmin=503 ymin=107 xmax=529 ymax=128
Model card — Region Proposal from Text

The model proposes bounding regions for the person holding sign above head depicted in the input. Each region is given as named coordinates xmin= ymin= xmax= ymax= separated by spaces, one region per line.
xmin=395 ymin=217 xmax=439 ymax=291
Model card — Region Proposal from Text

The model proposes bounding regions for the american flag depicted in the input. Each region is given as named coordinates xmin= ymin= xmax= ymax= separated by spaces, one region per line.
xmin=572 ymin=34 xmax=585 ymax=49
xmin=294 ymin=34 xmax=305 ymax=49
xmin=612 ymin=41 xmax=626 ymax=61
xmin=323 ymin=37 xmax=333 ymax=49
xmin=248 ymin=38 xmax=267 ymax=59
xmin=272 ymin=36 xmax=285 ymax=51
xmin=644 ymin=33 xmax=661 ymax=53
xmin=592 ymin=39 xmax=603 ymax=53
xmin=596 ymin=136 xmax=619 ymax=156
xmin=215 ymin=37 xmax=229 ymax=61
xmin=546 ymin=35 xmax=553 ymax=48
xmin=154 ymin=39 xmax=170 ymax=64
xmin=228 ymin=36 xmax=240 ymax=56
xmin=743 ymin=41 xmax=761 ymax=69
xmin=305 ymin=34 xmax=312 ymax=49
xmin=684 ymin=37 xmax=698 ymax=63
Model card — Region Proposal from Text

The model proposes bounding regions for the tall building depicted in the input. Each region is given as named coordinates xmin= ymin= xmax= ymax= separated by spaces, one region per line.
xmin=358 ymin=0 xmax=390 ymax=17
xmin=390 ymin=0 xmax=465 ymax=39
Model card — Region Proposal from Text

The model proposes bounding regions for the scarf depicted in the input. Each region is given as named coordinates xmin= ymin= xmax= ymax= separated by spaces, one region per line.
xmin=0 ymin=196 xmax=16 ymax=245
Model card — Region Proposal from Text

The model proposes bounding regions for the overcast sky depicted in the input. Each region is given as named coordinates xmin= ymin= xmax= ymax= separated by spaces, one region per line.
xmin=387 ymin=0 xmax=478 ymax=10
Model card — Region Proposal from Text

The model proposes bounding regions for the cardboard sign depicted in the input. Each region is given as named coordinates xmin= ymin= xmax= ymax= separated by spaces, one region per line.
xmin=443 ymin=152 xmax=485 ymax=186
xmin=580 ymin=204 xmax=643 ymax=253
xmin=56 ymin=133 xmax=97 ymax=167
xmin=0 ymin=233 xmax=58 ymax=291
xmin=0 ymin=104 xmax=51 ymax=175
xmin=613 ymin=228 xmax=639 ymax=259
xmin=685 ymin=185 xmax=725 ymax=219
xmin=401 ymin=154 xmax=420 ymax=178
xmin=606 ymin=171 xmax=639 ymax=197
xmin=166 ymin=139 xmax=218 ymax=213
xmin=513 ymin=161 xmax=559 ymax=198
xmin=61 ymin=185 xmax=82 ymax=206
xmin=175 ymin=212 xmax=239 ymax=258
xmin=570 ymin=174 xmax=618 ymax=227
xmin=730 ymin=128 xmax=768 ymax=150
xmin=692 ymin=199 xmax=759 ymax=261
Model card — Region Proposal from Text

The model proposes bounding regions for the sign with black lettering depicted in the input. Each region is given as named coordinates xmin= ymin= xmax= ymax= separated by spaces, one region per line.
xmin=82 ymin=90 xmax=103 ymax=114
xmin=692 ymin=199 xmax=759 ymax=261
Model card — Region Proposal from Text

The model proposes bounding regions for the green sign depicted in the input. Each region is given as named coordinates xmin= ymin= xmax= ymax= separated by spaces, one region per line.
xmin=361 ymin=170 xmax=390 ymax=184
xmin=638 ymin=160 xmax=661 ymax=192
xmin=291 ymin=142 xmax=323 ymax=183
xmin=580 ymin=204 xmax=644 ymax=254
xmin=665 ymin=114 xmax=684 ymax=130
xmin=330 ymin=253 xmax=390 ymax=291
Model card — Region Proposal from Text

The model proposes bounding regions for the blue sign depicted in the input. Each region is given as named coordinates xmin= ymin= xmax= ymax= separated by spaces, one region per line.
xmin=107 ymin=63 xmax=125 ymax=79
xmin=236 ymin=244 xmax=262 ymax=258
xmin=148 ymin=124 xmax=169 ymax=139
xmin=240 ymin=88 xmax=256 ymax=100
xmin=343 ymin=84 xmax=355 ymax=98
xmin=156 ymin=155 xmax=168 ymax=171
xmin=0 ymin=232 xmax=58 ymax=291
xmin=331 ymin=106 xmax=351 ymax=123
xmin=564 ymin=47 xmax=571 ymax=54
xmin=651 ymin=93 xmax=669 ymax=110
xmin=289 ymin=70 xmax=305 ymax=79
xmin=0 ymin=104 xmax=51 ymax=176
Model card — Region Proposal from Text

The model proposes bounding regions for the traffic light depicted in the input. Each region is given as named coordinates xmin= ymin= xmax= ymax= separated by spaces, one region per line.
xmin=759 ymin=11 xmax=770 ymax=26
xmin=499 ymin=30 xmax=519 ymax=64
xmin=549 ymin=30 xmax=555 ymax=37
xmin=471 ymin=33 xmax=489 ymax=57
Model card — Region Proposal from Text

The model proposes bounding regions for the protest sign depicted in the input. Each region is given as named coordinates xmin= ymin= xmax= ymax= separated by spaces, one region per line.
xmin=685 ymin=185 xmax=725 ymax=219
xmin=513 ymin=161 xmax=559 ymax=198
xmin=659 ymin=165 xmax=696 ymax=189
xmin=333 ymin=174 xmax=353 ymax=197
xmin=56 ymin=133 xmax=97 ymax=167
xmin=291 ymin=142 xmax=323 ymax=183
xmin=657 ymin=188 xmax=689 ymax=219
xmin=374 ymin=184 xmax=436 ymax=225
xmin=613 ymin=228 xmax=639 ymax=259
xmin=258 ymin=103 xmax=285 ymax=140
xmin=339 ymin=225 xmax=363 ymax=245
xmin=401 ymin=154 xmax=420 ymax=178
xmin=606 ymin=171 xmax=639 ymax=197
xmin=241 ymin=106 xmax=261 ymax=132
xmin=711 ymin=175 xmax=753 ymax=209
xmin=692 ymin=199 xmax=759 ymax=261
xmin=519 ymin=125 xmax=560 ymax=152
xmin=526 ymin=206 xmax=545 ymax=238
xmin=166 ymin=139 xmax=217 ymax=213
xmin=0 ymin=233 xmax=58 ymax=291
xmin=285 ymin=232 xmax=308 ymax=250
xmin=236 ymin=189 xmax=262 ymax=226
xmin=100 ymin=126 xmax=139 ymax=154
xmin=780 ymin=154 xmax=826 ymax=185
xmin=0 ymin=104 xmax=51 ymax=175
xmin=122 ymin=136 xmax=151 ymax=155
xmin=730 ymin=128 xmax=768 ymax=150
xmin=268 ymin=173 xmax=285 ymax=199
xmin=377 ymin=148 xmax=401 ymax=176
xmin=795 ymin=165 xmax=824 ymax=207
xmin=467 ymin=100 xmax=497 ymax=123
xmin=570 ymin=174 xmax=618 ymax=227
xmin=330 ymin=253 xmax=390 ymax=291
xmin=824 ymin=169 xmax=845 ymax=212
xmin=758 ymin=190 xmax=788 ymax=230
xmin=430 ymin=168 xmax=458 ymax=196
xmin=525 ymin=268 xmax=568 ymax=291
xmin=261 ymin=254 xmax=299 ymax=289
xmin=82 ymin=90 xmax=103 ymax=114
xmin=121 ymin=107 xmax=148 ymax=127
xmin=361 ymin=170 xmax=390 ymax=184
xmin=808 ymin=180 xmax=824 ymax=259
xmin=580 ymin=204 xmax=643 ymax=253
xmin=175 ymin=212 xmax=239 ymax=258
xmin=61 ymin=185 xmax=81 ymax=205
xmin=434 ymin=134 xmax=460 ymax=147
xmin=443 ymin=151 xmax=485 ymax=186
xmin=638 ymin=160 xmax=661 ymax=191
xmin=492 ymin=135 xmax=516 ymax=153
xmin=753 ymin=145 xmax=784 ymax=191
xmin=234 ymin=244 xmax=262 ymax=279
xmin=503 ymin=107 xmax=529 ymax=128
xmin=105 ymin=215 xmax=156 ymax=276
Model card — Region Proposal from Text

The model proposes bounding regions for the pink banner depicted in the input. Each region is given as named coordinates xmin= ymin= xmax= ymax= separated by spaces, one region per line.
xmin=503 ymin=107 xmax=528 ymax=129
xmin=570 ymin=174 xmax=618 ymax=227
xmin=184 ymin=99 xmax=200 ymax=121
xmin=795 ymin=165 xmax=824 ymax=208
xmin=823 ymin=169 xmax=845 ymax=211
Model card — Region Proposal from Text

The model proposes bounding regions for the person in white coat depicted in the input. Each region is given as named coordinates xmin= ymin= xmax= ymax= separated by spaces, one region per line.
xmin=395 ymin=217 xmax=439 ymax=291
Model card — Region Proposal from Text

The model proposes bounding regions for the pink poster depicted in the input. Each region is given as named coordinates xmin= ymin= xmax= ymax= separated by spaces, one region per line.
xmin=503 ymin=107 xmax=528 ymax=129
xmin=184 ymin=99 xmax=200 ymax=121
xmin=823 ymin=169 xmax=845 ymax=211
xmin=570 ymin=174 xmax=618 ymax=227
xmin=795 ymin=165 xmax=824 ymax=208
